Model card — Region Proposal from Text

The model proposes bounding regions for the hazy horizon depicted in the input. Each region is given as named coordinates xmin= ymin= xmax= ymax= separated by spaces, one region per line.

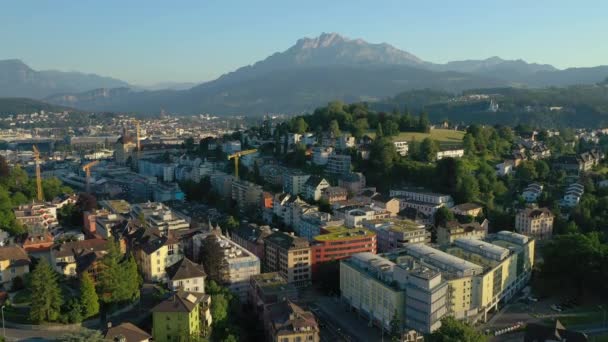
xmin=3 ymin=0 xmax=607 ymax=85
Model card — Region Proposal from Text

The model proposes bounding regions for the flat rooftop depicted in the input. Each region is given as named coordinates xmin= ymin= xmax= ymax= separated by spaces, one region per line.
xmin=314 ymin=226 xmax=375 ymax=242
xmin=363 ymin=218 xmax=425 ymax=232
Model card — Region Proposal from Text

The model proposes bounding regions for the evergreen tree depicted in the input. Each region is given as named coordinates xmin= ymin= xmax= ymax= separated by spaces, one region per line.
xmin=389 ymin=310 xmax=402 ymax=341
xmin=376 ymin=123 xmax=384 ymax=138
xmin=79 ymin=272 xmax=99 ymax=319
xmin=30 ymin=258 xmax=63 ymax=323
xmin=200 ymin=236 xmax=229 ymax=283
xmin=98 ymin=242 xmax=140 ymax=304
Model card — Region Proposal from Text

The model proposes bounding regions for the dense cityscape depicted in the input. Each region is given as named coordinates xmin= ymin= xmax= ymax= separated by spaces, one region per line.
xmin=2 ymin=2 xmax=608 ymax=342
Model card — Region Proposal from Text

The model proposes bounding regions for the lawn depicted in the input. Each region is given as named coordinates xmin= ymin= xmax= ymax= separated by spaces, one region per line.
xmin=368 ymin=129 xmax=465 ymax=147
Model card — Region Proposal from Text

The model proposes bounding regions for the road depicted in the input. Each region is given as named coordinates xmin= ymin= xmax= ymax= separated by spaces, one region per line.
xmin=2 ymin=327 xmax=79 ymax=341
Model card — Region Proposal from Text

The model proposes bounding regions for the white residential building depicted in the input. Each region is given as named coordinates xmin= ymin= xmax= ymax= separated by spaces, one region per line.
xmin=393 ymin=141 xmax=409 ymax=156
xmin=436 ymin=148 xmax=465 ymax=160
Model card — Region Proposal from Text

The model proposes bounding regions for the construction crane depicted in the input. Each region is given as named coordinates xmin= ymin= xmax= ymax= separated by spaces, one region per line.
xmin=227 ymin=149 xmax=257 ymax=180
xmin=82 ymin=160 xmax=100 ymax=193
xmin=32 ymin=145 xmax=43 ymax=202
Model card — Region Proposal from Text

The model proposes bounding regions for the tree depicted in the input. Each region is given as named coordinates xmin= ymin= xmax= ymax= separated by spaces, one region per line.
xmin=0 ymin=155 xmax=9 ymax=183
xmin=420 ymin=138 xmax=439 ymax=162
xmin=456 ymin=174 xmax=480 ymax=203
xmin=329 ymin=120 xmax=341 ymax=138
xmin=222 ymin=216 xmax=239 ymax=233
xmin=427 ymin=316 xmax=488 ymax=342
xmin=200 ymin=235 xmax=229 ymax=283
xmin=79 ymin=272 xmax=99 ymax=319
xmin=210 ymin=293 xmax=229 ymax=323
xmin=376 ymin=122 xmax=384 ymax=138
xmin=384 ymin=119 xmax=400 ymax=137
xmin=434 ymin=206 xmax=455 ymax=227
xmin=291 ymin=117 xmax=308 ymax=134
xmin=98 ymin=242 xmax=140 ymax=304
xmin=352 ymin=118 xmax=369 ymax=139
xmin=30 ymin=258 xmax=63 ymax=323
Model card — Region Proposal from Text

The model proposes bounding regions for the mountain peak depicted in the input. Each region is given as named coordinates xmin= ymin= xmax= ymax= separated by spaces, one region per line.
xmin=295 ymin=32 xmax=348 ymax=49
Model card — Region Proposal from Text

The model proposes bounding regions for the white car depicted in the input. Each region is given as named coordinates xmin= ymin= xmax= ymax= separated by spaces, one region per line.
xmin=551 ymin=304 xmax=562 ymax=312
xmin=527 ymin=296 xmax=539 ymax=302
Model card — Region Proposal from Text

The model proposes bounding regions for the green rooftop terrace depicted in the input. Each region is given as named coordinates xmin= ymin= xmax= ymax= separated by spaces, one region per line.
xmin=315 ymin=226 xmax=375 ymax=242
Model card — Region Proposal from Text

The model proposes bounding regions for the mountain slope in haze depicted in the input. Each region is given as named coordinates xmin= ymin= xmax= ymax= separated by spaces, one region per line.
xmin=0 ymin=59 xmax=130 ymax=99
xmin=43 ymin=33 xmax=608 ymax=115
xmin=0 ymin=97 xmax=75 ymax=115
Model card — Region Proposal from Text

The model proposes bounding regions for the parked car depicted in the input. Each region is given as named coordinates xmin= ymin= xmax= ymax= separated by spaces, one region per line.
xmin=527 ymin=296 xmax=539 ymax=302
xmin=551 ymin=304 xmax=563 ymax=312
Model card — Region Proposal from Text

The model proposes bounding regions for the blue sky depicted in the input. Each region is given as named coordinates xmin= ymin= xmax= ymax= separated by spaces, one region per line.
xmin=2 ymin=0 xmax=606 ymax=85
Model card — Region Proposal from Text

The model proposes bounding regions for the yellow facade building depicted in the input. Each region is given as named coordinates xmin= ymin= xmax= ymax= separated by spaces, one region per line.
xmin=340 ymin=231 xmax=534 ymax=333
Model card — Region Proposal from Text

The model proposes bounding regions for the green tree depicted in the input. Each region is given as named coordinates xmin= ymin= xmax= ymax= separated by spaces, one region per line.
xmin=352 ymin=118 xmax=369 ymax=139
xmin=427 ymin=316 xmax=488 ymax=342
xmin=329 ymin=120 xmax=341 ymax=138
xmin=420 ymin=138 xmax=439 ymax=162
xmin=30 ymin=258 xmax=63 ymax=323
xmin=434 ymin=206 xmax=455 ymax=227
xmin=291 ymin=117 xmax=308 ymax=134
xmin=200 ymin=235 xmax=229 ymax=283
xmin=376 ymin=122 xmax=384 ymax=138
xmin=456 ymin=174 xmax=480 ymax=203
xmin=98 ymin=242 xmax=140 ymax=304
xmin=79 ymin=272 xmax=99 ymax=319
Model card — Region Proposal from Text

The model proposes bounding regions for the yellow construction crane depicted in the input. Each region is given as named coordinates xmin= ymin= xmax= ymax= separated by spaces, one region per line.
xmin=32 ymin=145 xmax=43 ymax=202
xmin=82 ymin=160 xmax=100 ymax=193
xmin=227 ymin=149 xmax=257 ymax=180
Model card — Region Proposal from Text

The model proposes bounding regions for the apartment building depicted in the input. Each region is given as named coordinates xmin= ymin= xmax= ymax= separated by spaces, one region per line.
xmin=249 ymin=272 xmax=298 ymax=316
xmin=311 ymin=226 xmax=376 ymax=275
xmin=264 ymin=300 xmax=320 ymax=342
xmin=230 ymin=224 xmax=273 ymax=260
xmin=51 ymin=239 xmax=110 ymax=278
xmin=130 ymin=228 xmax=183 ymax=282
xmin=326 ymin=154 xmax=352 ymax=175
xmin=393 ymin=140 xmax=409 ymax=156
xmin=338 ymin=172 xmax=366 ymax=194
xmin=361 ymin=218 xmax=430 ymax=252
xmin=333 ymin=205 xmax=391 ymax=228
xmin=436 ymin=148 xmax=465 ymax=160
xmin=166 ymin=257 xmax=206 ymax=293
xmin=321 ymin=186 xmax=348 ymax=204
xmin=264 ymin=232 xmax=311 ymax=287
xmin=312 ymin=146 xmax=333 ymax=166
xmin=152 ymin=290 xmax=212 ymax=342
xmin=232 ymin=179 xmax=264 ymax=209
xmin=436 ymin=220 xmax=488 ymax=246
xmin=303 ymin=176 xmax=330 ymax=202
xmin=216 ymin=236 xmax=261 ymax=301
xmin=515 ymin=207 xmax=554 ymax=240
xmin=522 ymin=183 xmax=543 ymax=203
xmin=131 ymin=202 xmax=190 ymax=232
xmin=13 ymin=203 xmax=59 ymax=231
xmin=0 ymin=246 xmax=30 ymax=288
xmin=390 ymin=188 xmax=454 ymax=220
xmin=450 ymin=203 xmax=484 ymax=218
xmin=340 ymin=231 xmax=534 ymax=333
xmin=296 ymin=211 xmax=344 ymax=241
xmin=283 ymin=171 xmax=311 ymax=196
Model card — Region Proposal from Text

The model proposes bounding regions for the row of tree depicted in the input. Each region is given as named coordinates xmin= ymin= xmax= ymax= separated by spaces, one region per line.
xmin=29 ymin=241 xmax=140 ymax=324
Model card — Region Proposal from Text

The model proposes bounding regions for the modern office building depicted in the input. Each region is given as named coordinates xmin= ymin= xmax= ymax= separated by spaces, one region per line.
xmin=340 ymin=231 xmax=535 ymax=333
xmin=311 ymin=226 xmax=376 ymax=275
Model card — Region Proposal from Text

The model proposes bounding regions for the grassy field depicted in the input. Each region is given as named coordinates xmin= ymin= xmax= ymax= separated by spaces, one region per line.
xmin=368 ymin=129 xmax=465 ymax=147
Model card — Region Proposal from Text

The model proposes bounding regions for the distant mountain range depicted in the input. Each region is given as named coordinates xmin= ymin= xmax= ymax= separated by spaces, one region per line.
xmin=3 ymin=33 xmax=608 ymax=114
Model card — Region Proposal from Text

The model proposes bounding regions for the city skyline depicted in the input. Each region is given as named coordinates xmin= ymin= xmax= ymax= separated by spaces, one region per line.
xmin=2 ymin=0 xmax=607 ymax=84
